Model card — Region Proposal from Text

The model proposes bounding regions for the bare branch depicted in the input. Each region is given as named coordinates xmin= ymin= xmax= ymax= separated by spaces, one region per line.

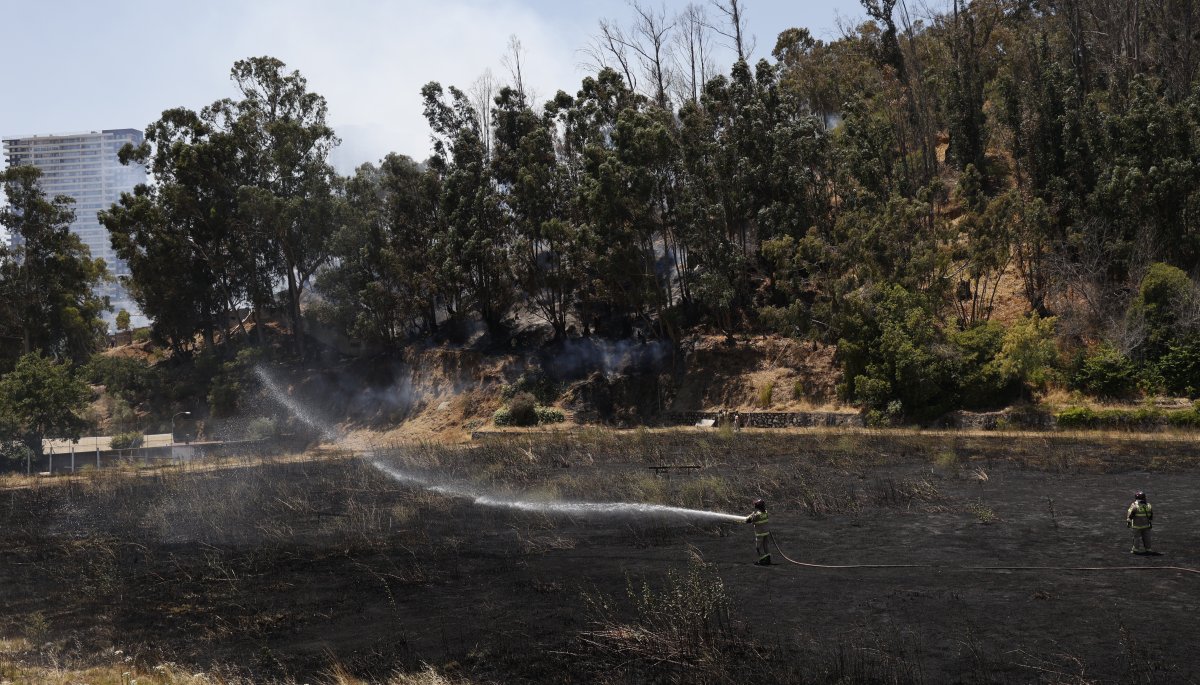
xmin=624 ymin=1 xmax=677 ymax=108
xmin=587 ymin=19 xmax=640 ymax=92
xmin=468 ymin=69 xmax=496 ymax=155
xmin=708 ymin=0 xmax=754 ymax=62
xmin=500 ymin=35 xmax=528 ymax=100
xmin=672 ymin=3 xmax=716 ymax=103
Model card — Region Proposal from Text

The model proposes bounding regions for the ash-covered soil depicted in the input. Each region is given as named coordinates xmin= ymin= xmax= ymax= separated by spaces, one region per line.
xmin=1 ymin=431 xmax=1198 ymax=683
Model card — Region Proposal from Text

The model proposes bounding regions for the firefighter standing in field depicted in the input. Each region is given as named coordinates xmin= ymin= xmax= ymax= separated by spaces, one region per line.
xmin=745 ymin=499 xmax=772 ymax=565
xmin=1127 ymin=491 xmax=1154 ymax=554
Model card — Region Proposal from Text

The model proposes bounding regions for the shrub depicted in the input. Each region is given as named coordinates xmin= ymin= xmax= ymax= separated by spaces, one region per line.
xmin=581 ymin=561 xmax=735 ymax=680
xmin=678 ymin=476 xmax=735 ymax=509
xmin=838 ymin=285 xmax=960 ymax=419
xmin=508 ymin=392 xmax=539 ymax=426
xmin=1166 ymin=407 xmax=1200 ymax=428
xmin=132 ymin=328 xmax=150 ymax=343
xmin=492 ymin=406 xmax=512 ymax=426
xmin=1157 ymin=339 xmax=1200 ymax=398
xmin=967 ymin=499 xmax=998 ymax=524
xmin=934 ymin=450 xmax=959 ymax=469
xmin=1070 ymin=344 xmax=1139 ymax=399
xmin=757 ymin=381 xmax=774 ymax=408
xmin=1055 ymin=406 xmax=1097 ymax=429
xmin=1161 ymin=402 xmax=1200 ymax=429
xmin=0 ymin=441 xmax=33 ymax=471
xmin=853 ymin=376 xmax=893 ymax=411
xmin=110 ymin=431 xmax=143 ymax=449
xmin=107 ymin=397 xmax=139 ymax=432
xmin=949 ymin=321 xmax=1014 ymax=409
xmin=866 ymin=400 xmax=904 ymax=427
xmin=1129 ymin=262 xmax=1197 ymax=358
xmin=495 ymin=392 xmax=539 ymax=427
xmin=992 ymin=314 xmax=1059 ymax=395
xmin=791 ymin=380 xmax=804 ymax=400
xmin=245 ymin=417 xmax=277 ymax=440
xmin=534 ymin=406 xmax=565 ymax=424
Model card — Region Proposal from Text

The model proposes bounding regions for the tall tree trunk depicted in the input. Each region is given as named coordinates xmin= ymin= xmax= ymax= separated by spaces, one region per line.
xmin=254 ymin=305 xmax=265 ymax=345
xmin=286 ymin=267 xmax=305 ymax=358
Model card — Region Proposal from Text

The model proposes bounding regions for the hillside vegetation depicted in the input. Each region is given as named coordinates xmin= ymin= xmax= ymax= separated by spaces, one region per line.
xmin=3 ymin=2 xmax=1200 ymax=451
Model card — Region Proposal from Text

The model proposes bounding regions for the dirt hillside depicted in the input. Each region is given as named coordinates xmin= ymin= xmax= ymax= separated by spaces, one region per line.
xmin=271 ymin=335 xmax=847 ymax=442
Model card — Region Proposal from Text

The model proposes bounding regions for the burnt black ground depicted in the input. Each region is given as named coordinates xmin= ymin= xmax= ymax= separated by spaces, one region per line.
xmin=2 ymin=432 xmax=1199 ymax=683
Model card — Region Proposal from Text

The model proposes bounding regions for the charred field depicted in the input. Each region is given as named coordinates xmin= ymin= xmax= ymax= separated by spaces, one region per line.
xmin=2 ymin=429 xmax=1199 ymax=684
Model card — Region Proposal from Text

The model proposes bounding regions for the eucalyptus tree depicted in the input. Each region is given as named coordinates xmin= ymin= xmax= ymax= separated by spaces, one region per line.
xmin=543 ymin=69 xmax=654 ymax=337
xmin=317 ymin=155 xmax=441 ymax=344
xmin=422 ymin=81 xmax=515 ymax=340
xmin=103 ymin=106 xmax=255 ymax=352
xmin=228 ymin=57 xmax=340 ymax=357
xmin=0 ymin=166 xmax=109 ymax=364
xmin=104 ymin=57 xmax=338 ymax=356
xmin=493 ymin=87 xmax=583 ymax=341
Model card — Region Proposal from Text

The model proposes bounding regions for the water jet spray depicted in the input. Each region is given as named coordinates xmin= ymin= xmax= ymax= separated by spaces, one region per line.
xmin=255 ymin=366 xmax=744 ymax=524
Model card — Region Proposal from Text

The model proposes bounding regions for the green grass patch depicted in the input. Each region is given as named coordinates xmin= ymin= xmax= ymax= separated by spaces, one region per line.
xmin=1055 ymin=405 xmax=1200 ymax=430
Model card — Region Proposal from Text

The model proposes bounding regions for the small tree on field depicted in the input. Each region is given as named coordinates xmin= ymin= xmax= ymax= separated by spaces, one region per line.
xmin=0 ymin=352 xmax=90 ymax=456
xmin=116 ymin=309 xmax=131 ymax=333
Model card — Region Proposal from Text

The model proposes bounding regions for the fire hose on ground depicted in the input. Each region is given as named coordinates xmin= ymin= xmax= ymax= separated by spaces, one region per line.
xmin=768 ymin=535 xmax=1200 ymax=575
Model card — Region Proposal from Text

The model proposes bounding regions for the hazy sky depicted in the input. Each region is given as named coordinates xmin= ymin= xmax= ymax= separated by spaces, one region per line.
xmin=1 ymin=0 xmax=867 ymax=173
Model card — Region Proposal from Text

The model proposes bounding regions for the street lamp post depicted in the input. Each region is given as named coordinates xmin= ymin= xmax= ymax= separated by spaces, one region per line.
xmin=172 ymin=411 xmax=193 ymax=445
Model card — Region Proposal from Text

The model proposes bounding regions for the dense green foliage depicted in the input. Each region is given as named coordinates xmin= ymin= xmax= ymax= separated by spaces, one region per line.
xmin=109 ymin=431 xmax=144 ymax=450
xmin=83 ymin=355 xmax=162 ymax=403
xmin=0 ymin=353 xmax=91 ymax=454
xmin=308 ymin=1 xmax=1200 ymax=415
xmin=0 ymin=167 xmax=110 ymax=366
xmin=7 ymin=2 xmax=1200 ymax=429
xmin=100 ymin=56 xmax=339 ymax=357
xmin=1069 ymin=343 xmax=1140 ymax=399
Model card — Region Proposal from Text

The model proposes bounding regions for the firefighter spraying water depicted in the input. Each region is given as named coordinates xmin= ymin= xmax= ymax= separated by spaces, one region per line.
xmin=745 ymin=498 xmax=771 ymax=566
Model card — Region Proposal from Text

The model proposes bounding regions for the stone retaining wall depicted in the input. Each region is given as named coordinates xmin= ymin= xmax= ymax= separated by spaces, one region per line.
xmin=936 ymin=409 xmax=1057 ymax=430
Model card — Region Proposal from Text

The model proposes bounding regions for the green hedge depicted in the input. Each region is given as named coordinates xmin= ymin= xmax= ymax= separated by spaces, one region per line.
xmin=110 ymin=431 xmax=144 ymax=449
xmin=1056 ymin=405 xmax=1200 ymax=430
xmin=1167 ymin=404 xmax=1200 ymax=428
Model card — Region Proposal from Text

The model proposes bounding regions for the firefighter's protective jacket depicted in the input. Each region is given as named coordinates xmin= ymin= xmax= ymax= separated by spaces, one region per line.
xmin=1127 ymin=501 xmax=1153 ymax=529
xmin=747 ymin=510 xmax=770 ymax=537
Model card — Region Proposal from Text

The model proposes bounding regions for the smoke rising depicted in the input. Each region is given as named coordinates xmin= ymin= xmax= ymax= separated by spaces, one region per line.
xmin=542 ymin=338 xmax=672 ymax=379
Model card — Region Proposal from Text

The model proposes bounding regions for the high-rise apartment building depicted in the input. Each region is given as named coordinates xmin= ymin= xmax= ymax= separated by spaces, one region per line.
xmin=2 ymin=129 xmax=147 ymax=329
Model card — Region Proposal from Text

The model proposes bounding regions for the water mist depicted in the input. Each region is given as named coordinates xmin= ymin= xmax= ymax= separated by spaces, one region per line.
xmin=255 ymin=366 xmax=745 ymax=524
